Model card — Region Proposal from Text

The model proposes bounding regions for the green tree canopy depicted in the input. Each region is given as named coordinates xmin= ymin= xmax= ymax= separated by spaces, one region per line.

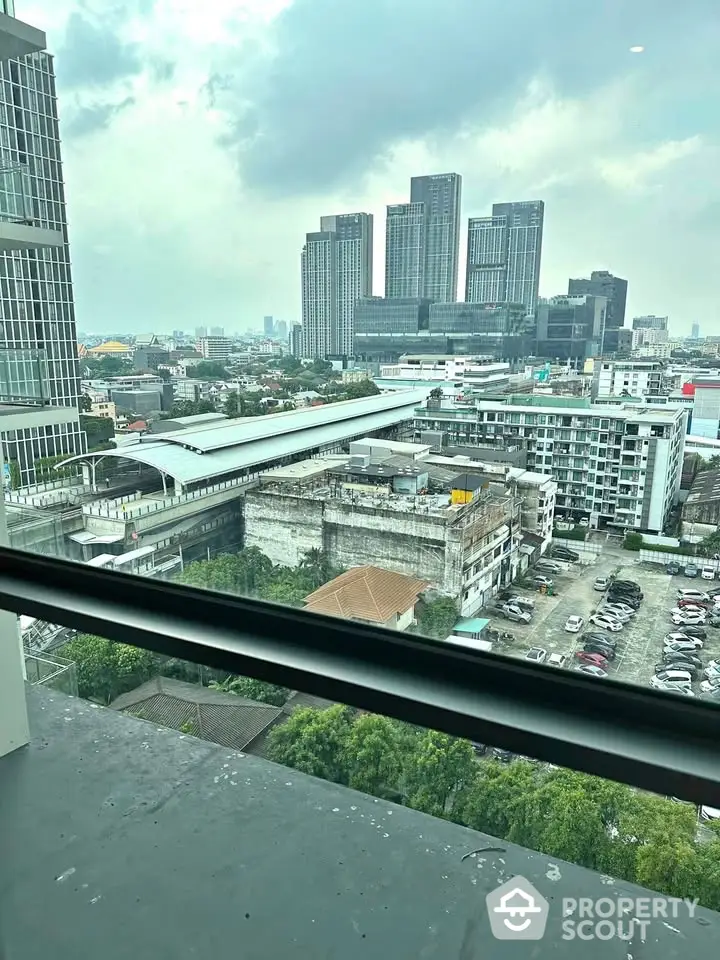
xmin=61 ymin=634 xmax=156 ymax=704
xmin=210 ymin=675 xmax=289 ymax=706
xmin=343 ymin=379 xmax=380 ymax=400
xmin=266 ymin=705 xmax=354 ymax=783
xmin=416 ymin=596 xmax=459 ymax=639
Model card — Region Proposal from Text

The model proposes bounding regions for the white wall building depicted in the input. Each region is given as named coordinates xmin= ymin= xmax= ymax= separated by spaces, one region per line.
xmin=379 ymin=355 xmax=511 ymax=392
xmin=414 ymin=396 xmax=686 ymax=533
xmin=591 ymin=360 xmax=666 ymax=398
xmin=197 ymin=337 xmax=233 ymax=362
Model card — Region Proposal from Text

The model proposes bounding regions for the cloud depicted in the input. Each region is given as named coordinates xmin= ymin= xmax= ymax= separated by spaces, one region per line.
xmin=596 ymin=137 xmax=703 ymax=192
xmin=213 ymin=0 xmax=720 ymax=197
xmin=55 ymin=11 xmax=143 ymax=89
xmin=63 ymin=97 xmax=136 ymax=139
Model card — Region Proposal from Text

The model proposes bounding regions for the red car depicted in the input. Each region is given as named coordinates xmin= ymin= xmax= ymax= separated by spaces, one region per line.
xmin=677 ymin=597 xmax=710 ymax=609
xmin=575 ymin=651 xmax=609 ymax=668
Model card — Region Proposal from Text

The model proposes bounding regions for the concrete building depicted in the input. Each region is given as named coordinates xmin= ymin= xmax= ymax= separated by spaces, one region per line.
xmin=90 ymin=399 xmax=116 ymax=422
xmin=301 ymin=213 xmax=373 ymax=359
xmin=681 ymin=469 xmax=720 ymax=541
xmin=414 ymin=394 xmax=686 ymax=533
xmin=173 ymin=377 xmax=214 ymax=404
xmin=0 ymin=16 xmax=87 ymax=485
xmin=263 ymin=316 xmax=274 ymax=338
xmin=385 ymin=174 xmax=462 ymax=303
xmin=535 ymin=295 xmax=607 ymax=365
xmin=633 ymin=315 xmax=668 ymax=332
xmin=354 ymin=298 xmax=533 ymax=362
xmin=632 ymin=326 xmax=669 ymax=350
xmin=465 ymin=201 xmax=544 ymax=314
xmin=568 ymin=271 xmax=627 ymax=353
xmin=692 ymin=322 xmax=701 ymax=340
xmin=378 ymin=356 xmax=511 ymax=393
xmin=197 ymin=337 xmax=233 ymax=363
xmin=590 ymin=359 xmax=667 ymax=399
xmin=289 ymin=323 xmax=303 ymax=357
xmin=244 ymin=452 xmax=523 ymax=616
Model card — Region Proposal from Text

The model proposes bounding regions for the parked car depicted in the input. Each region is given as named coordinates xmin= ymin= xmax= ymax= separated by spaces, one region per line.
xmin=663 ymin=653 xmax=704 ymax=670
xmin=677 ymin=625 xmax=707 ymax=639
xmin=608 ymin=593 xmax=641 ymax=611
xmin=650 ymin=670 xmax=693 ymax=690
xmin=703 ymin=664 xmax=720 ymax=680
xmin=500 ymin=604 xmax=532 ymax=624
xmin=564 ymin=615 xmax=584 ymax=633
xmin=664 ymin=643 xmax=704 ymax=657
xmin=575 ymin=664 xmax=608 ymax=678
xmin=492 ymin=748 xmax=514 ymax=762
xmin=584 ymin=641 xmax=616 ymax=661
xmin=614 ymin=579 xmax=641 ymax=591
xmin=471 ymin=742 xmax=488 ymax=755
xmin=536 ymin=560 xmax=562 ymax=574
xmin=551 ymin=547 xmax=579 ymax=562
xmin=598 ymin=605 xmax=632 ymax=622
xmin=582 ymin=632 xmax=617 ymax=648
xmin=700 ymin=805 xmax=720 ymax=821
xmin=655 ymin=661 xmax=700 ymax=680
xmin=610 ymin=585 xmax=643 ymax=600
xmin=593 ymin=577 xmax=610 ymax=591
xmin=503 ymin=595 xmax=535 ymax=611
xmin=702 ymin=566 xmax=716 ymax=581
xmin=666 ymin=561 xmax=681 ymax=575
xmin=671 ymin=612 xmax=707 ymax=626
xmin=701 ymin=687 xmax=720 ymax=702
xmin=700 ymin=678 xmax=720 ymax=693
xmin=524 ymin=647 xmax=547 ymax=664
xmin=575 ymin=651 xmax=609 ymax=668
xmin=677 ymin=588 xmax=710 ymax=602
xmin=704 ymin=657 xmax=720 ymax=672
xmin=664 ymin=632 xmax=703 ymax=646
xmin=531 ymin=575 xmax=554 ymax=588
xmin=685 ymin=563 xmax=699 ymax=578
xmin=677 ymin=597 xmax=710 ymax=610
xmin=589 ymin=614 xmax=623 ymax=632
xmin=547 ymin=653 xmax=567 ymax=668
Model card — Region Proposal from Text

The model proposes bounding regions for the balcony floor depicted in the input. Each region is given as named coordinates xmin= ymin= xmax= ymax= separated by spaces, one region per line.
xmin=0 ymin=687 xmax=717 ymax=958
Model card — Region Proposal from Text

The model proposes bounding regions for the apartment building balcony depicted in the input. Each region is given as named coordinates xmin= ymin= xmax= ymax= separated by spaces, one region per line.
xmin=0 ymin=8 xmax=46 ymax=61
xmin=0 ymin=157 xmax=63 ymax=251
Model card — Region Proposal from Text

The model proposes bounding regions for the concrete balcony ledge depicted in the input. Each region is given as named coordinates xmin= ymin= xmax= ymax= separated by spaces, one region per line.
xmin=0 ymin=220 xmax=63 ymax=252
xmin=0 ymin=12 xmax=46 ymax=62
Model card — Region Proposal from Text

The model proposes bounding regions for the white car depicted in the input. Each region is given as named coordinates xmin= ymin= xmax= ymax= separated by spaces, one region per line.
xmin=702 ymin=566 xmax=716 ymax=580
xmin=671 ymin=613 xmax=706 ymax=626
xmin=664 ymin=632 xmax=700 ymax=645
xmin=705 ymin=657 xmax=720 ymax=672
xmin=547 ymin=653 xmax=567 ymax=668
xmin=677 ymin=589 xmax=710 ymax=602
xmin=589 ymin=614 xmax=623 ymax=632
xmin=700 ymin=678 xmax=720 ymax=693
xmin=664 ymin=642 xmax=704 ymax=655
xmin=603 ymin=602 xmax=635 ymax=617
xmin=670 ymin=605 xmax=706 ymax=617
xmin=564 ymin=615 xmax=584 ymax=633
xmin=703 ymin=665 xmax=720 ymax=680
xmin=700 ymin=806 xmax=720 ymax=821
xmin=598 ymin=605 xmax=632 ymax=622
xmin=650 ymin=671 xmax=693 ymax=690
xmin=525 ymin=647 xmax=548 ymax=664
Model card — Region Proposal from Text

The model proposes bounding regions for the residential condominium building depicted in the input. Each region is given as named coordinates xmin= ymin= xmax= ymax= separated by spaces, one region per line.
xmin=413 ymin=395 xmax=686 ymax=533
xmin=197 ymin=336 xmax=233 ymax=362
xmin=301 ymin=212 xmax=373 ymax=358
xmin=0 ymin=9 xmax=86 ymax=484
xmin=465 ymin=200 xmax=544 ymax=314
xmin=590 ymin=359 xmax=667 ymax=399
xmin=385 ymin=173 xmax=461 ymax=302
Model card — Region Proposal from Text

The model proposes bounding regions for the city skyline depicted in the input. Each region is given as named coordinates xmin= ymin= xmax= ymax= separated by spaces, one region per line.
xmin=19 ymin=2 xmax=720 ymax=335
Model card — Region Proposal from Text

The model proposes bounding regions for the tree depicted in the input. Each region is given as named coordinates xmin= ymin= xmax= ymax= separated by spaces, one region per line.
xmin=416 ymin=596 xmax=459 ymax=639
xmin=61 ymin=634 xmax=156 ymax=704
xmin=429 ymin=386 xmax=443 ymax=400
xmin=80 ymin=414 xmax=114 ymax=449
xmin=79 ymin=393 xmax=92 ymax=413
xmin=299 ymin=548 xmax=332 ymax=589
xmin=169 ymin=399 xmax=217 ymax=418
xmin=404 ymin=731 xmax=476 ymax=819
xmin=192 ymin=361 xmax=229 ymax=380
xmin=343 ymin=379 xmax=380 ymax=400
xmin=210 ymin=675 xmax=289 ymax=706
xmin=266 ymin=705 xmax=354 ymax=783
xmin=224 ymin=391 xmax=240 ymax=418
xmin=344 ymin=714 xmax=405 ymax=797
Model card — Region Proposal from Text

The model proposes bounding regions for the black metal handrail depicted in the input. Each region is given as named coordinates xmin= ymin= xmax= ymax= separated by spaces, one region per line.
xmin=0 ymin=546 xmax=718 ymax=804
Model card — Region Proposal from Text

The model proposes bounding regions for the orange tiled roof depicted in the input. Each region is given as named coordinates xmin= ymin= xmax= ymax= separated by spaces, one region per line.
xmin=304 ymin=565 xmax=430 ymax=624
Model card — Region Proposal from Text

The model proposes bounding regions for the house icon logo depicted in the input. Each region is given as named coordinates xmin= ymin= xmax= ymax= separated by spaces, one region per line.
xmin=486 ymin=875 xmax=549 ymax=940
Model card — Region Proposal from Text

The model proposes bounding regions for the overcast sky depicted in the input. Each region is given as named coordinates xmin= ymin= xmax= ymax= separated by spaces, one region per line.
xmin=21 ymin=0 xmax=720 ymax=335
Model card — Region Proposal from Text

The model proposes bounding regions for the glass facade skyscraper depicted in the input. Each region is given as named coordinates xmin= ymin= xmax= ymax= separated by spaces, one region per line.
xmin=466 ymin=201 xmax=544 ymax=315
xmin=0 ymin=28 xmax=85 ymax=485
xmin=385 ymin=174 xmax=461 ymax=303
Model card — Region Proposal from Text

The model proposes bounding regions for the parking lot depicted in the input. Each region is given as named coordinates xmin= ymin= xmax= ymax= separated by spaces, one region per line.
xmin=482 ymin=550 xmax=720 ymax=692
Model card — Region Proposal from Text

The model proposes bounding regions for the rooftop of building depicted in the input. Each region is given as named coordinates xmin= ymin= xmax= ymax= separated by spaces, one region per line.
xmin=57 ymin=391 xmax=427 ymax=486
xmin=3 ymin=687 xmax=718 ymax=959
xmin=417 ymin=394 xmax=685 ymax=422
xmin=304 ymin=565 xmax=430 ymax=623
xmin=685 ymin=469 xmax=720 ymax=507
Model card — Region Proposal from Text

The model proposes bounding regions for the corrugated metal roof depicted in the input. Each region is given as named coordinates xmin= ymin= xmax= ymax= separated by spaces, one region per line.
xmin=58 ymin=392 xmax=427 ymax=485
xmin=156 ymin=391 xmax=427 ymax=453
xmin=110 ymin=677 xmax=282 ymax=752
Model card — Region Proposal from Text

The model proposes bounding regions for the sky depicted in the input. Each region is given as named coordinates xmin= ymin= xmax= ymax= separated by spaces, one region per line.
xmin=19 ymin=0 xmax=720 ymax=335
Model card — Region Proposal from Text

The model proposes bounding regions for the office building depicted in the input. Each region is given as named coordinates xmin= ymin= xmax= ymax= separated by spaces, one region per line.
xmin=692 ymin=323 xmax=701 ymax=340
xmin=354 ymin=298 xmax=532 ymax=362
xmin=0 ymin=18 xmax=87 ymax=485
xmin=263 ymin=316 xmax=274 ymax=338
xmin=535 ymin=295 xmax=607 ymax=364
xmin=195 ymin=326 xmax=207 ymax=339
xmin=465 ymin=201 xmax=544 ymax=314
xmin=275 ymin=319 xmax=287 ymax=340
xmin=385 ymin=173 xmax=461 ymax=302
xmin=414 ymin=394 xmax=686 ymax=532
xmin=209 ymin=326 xmax=224 ymax=337
xmin=289 ymin=323 xmax=303 ymax=358
xmin=632 ymin=326 xmax=669 ymax=351
xmin=301 ymin=212 xmax=373 ymax=358
xmin=197 ymin=337 xmax=233 ymax=362
xmin=632 ymin=315 xmax=668 ymax=332
xmin=568 ymin=271 xmax=627 ymax=353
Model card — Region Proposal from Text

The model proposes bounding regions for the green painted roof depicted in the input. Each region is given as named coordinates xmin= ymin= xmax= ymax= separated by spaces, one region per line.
xmin=454 ymin=617 xmax=490 ymax=634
